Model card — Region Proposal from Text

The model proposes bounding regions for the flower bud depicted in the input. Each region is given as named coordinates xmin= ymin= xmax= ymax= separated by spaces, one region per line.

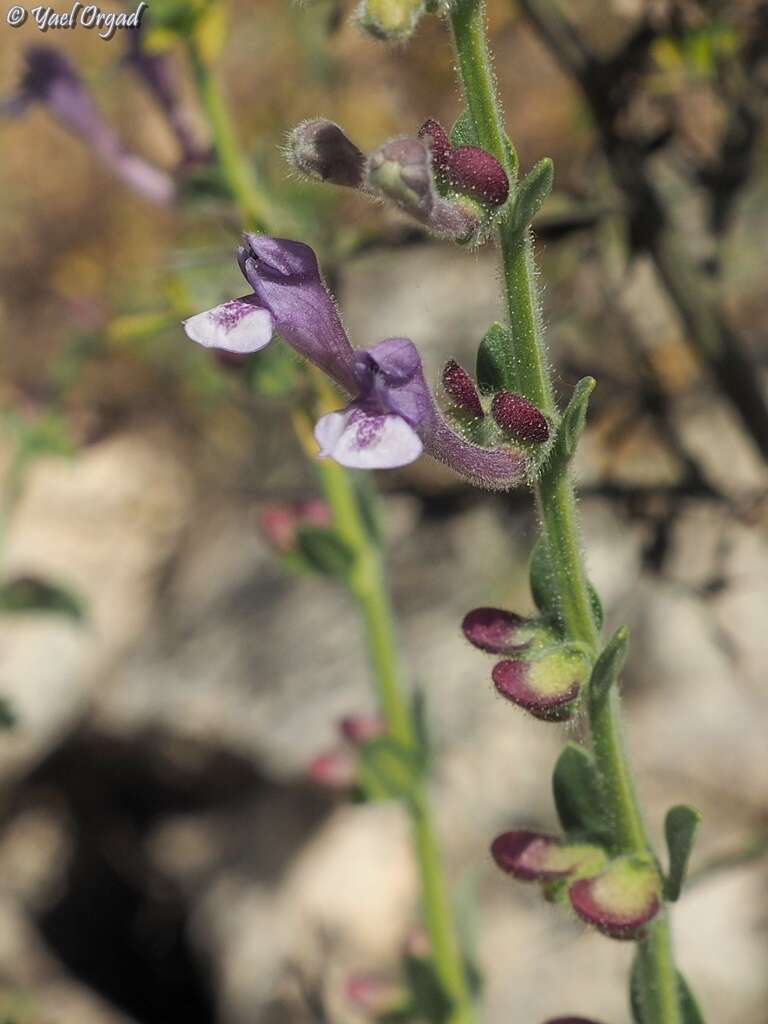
xmin=417 ymin=117 xmax=451 ymax=175
xmin=545 ymin=1018 xmax=607 ymax=1023
xmin=442 ymin=360 xmax=484 ymax=418
xmin=288 ymin=118 xmax=366 ymax=189
xmin=491 ymin=831 xmax=606 ymax=882
xmin=419 ymin=118 xmax=508 ymax=210
xmin=447 ymin=145 xmax=510 ymax=208
xmin=345 ymin=974 xmax=403 ymax=1015
xmin=356 ymin=0 xmax=426 ymax=40
xmin=307 ymin=748 xmax=358 ymax=790
xmin=339 ymin=713 xmax=387 ymax=745
xmin=462 ymin=607 xmax=554 ymax=655
xmin=569 ymin=856 xmax=661 ymax=940
xmin=492 ymin=646 xmax=591 ymax=721
xmin=367 ymin=137 xmax=481 ymax=241
xmin=258 ymin=500 xmax=331 ymax=554
xmin=492 ymin=392 xmax=550 ymax=444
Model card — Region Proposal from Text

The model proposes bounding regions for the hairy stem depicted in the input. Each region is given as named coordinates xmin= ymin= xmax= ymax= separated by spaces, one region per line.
xmin=449 ymin=2 xmax=683 ymax=1020
xmin=301 ymin=404 xmax=475 ymax=1023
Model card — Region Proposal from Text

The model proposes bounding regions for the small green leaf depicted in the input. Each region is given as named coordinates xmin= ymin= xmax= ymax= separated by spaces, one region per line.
xmin=589 ymin=626 xmax=630 ymax=707
xmin=588 ymin=582 xmax=604 ymax=632
xmin=454 ymin=873 xmax=484 ymax=998
xmin=475 ymin=321 xmax=516 ymax=394
xmin=411 ymin=685 xmax=430 ymax=766
xmin=552 ymin=742 xmax=608 ymax=842
xmin=294 ymin=526 xmax=355 ymax=579
xmin=358 ymin=738 xmax=422 ymax=803
xmin=664 ymin=805 xmax=702 ymax=902
xmin=0 ymin=577 xmax=85 ymax=621
xmin=352 ymin=473 xmax=381 ymax=543
xmin=550 ymin=376 xmax=595 ymax=469
xmin=529 ymin=533 xmax=603 ymax=631
xmin=529 ymin=534 xmax=559 ymax=622
xmin=508 ymin=157 xmax=554 ymax=235
xmin=403 ymin=954 xmax=453 ymax=1024
xmin=677 ymin=970 xmax=706 ymax=1023
xmin=631 ymin=955 xmax=705 ymax=1023
xmin=450 ymin=109 xmax=479 ymax=148
xmin=0 ymin=696 xmax=17 ymax=731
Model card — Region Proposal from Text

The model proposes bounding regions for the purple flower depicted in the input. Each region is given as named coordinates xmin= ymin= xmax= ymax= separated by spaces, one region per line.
xmin=4 ymin=47 xmax=174 ymax=205
xmin=315 ymin=338 xmax=427 ymax=469
xmin=183 ymin=236 xmax=528 ymax=488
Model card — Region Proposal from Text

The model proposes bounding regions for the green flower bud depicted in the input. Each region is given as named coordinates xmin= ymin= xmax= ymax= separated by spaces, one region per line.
xmin=356 ymin=0 xmax=425 ymax=40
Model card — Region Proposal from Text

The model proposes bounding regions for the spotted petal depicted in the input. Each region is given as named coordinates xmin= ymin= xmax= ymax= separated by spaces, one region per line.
xmin=315 ymin=405 xmax=423 ymax=469
xmin=183 ymin=295 xmax=274 ymax=354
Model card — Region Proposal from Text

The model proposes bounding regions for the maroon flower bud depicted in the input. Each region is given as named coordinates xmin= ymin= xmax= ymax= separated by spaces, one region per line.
xmin=447 ymin=145 xmax=510 ymax=208
xmin=307 ymin=748 xmax=358 ymax=790
xmin=417 ymin=118 xmax=452 ymax=175
xmin=462 ymin=607 xmax=553 ymax=655
xmin=288 ymin=118 xmax=367 ymax=189
xmin=344 ymin=974 xmax=403 ymax=1015
xmin=492 ymin=647 xmax=590 ymax=721
xmin=491 ymin=831 xmax=606 ymax=882
xmin=569 ymin=856 xmax=661 ymax=940
xmin=339 ymin=713 xmax=387 ymax=746
xmin=442 ymin=360 xmax=484 ymax=418
xmin=258 ymin=500 xmax=332 ymax=553
xmin=545 ymin=1018 xmax=607 ymax=1023
xmin=492 ymin=391 xmax=550 ymax=444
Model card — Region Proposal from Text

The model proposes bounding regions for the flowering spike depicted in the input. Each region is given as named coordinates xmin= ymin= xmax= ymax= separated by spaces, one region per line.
xmin=442 ymin=360 xmax=484 ymax=418
xmin=492 ymin=647 xmax=591 ymax=721
xmin=288 ymin=118 xmax=367 ymax=189
xmin=462 ymin=607 xmax=553 ymax=654
xmin=492 ymin=391 xmax=550 ymax=444
xmin=569 ymin=856 xmax=661 ymax=940
xmin=491 ymin=831 xmax=606 ymax=882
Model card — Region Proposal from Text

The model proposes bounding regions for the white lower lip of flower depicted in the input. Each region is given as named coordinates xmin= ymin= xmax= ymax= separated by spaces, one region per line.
xmin=315 ymin=409 xmax=423 ymax=469
xmin=183 ymin=298 xmax=274 ymax=353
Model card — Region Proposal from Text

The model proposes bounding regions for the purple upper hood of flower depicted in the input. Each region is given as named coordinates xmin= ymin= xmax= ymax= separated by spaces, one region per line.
xmin=183 ymin=236 xmax=526 ymax=487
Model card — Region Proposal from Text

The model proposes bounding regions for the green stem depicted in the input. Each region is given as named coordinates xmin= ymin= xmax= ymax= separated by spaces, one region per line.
xmin=187 ymin=48 xmax=473 ymax=1019
xmin=187 ymin=41 xmax=270 ymax=231
xmin=314 ymin=454 xmax=414 ymax=747
xmin=449 ymin=3 xmax=683 ymax=1021
xmin=314 ymin=453 xmax=475 ymax=1023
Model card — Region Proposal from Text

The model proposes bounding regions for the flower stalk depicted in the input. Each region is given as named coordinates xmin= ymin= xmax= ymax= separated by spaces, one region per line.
xmin=188 ymin=47 xmax=475 ymax=1024
xmin=448 ymin=1 xmax=685 ymax=1020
